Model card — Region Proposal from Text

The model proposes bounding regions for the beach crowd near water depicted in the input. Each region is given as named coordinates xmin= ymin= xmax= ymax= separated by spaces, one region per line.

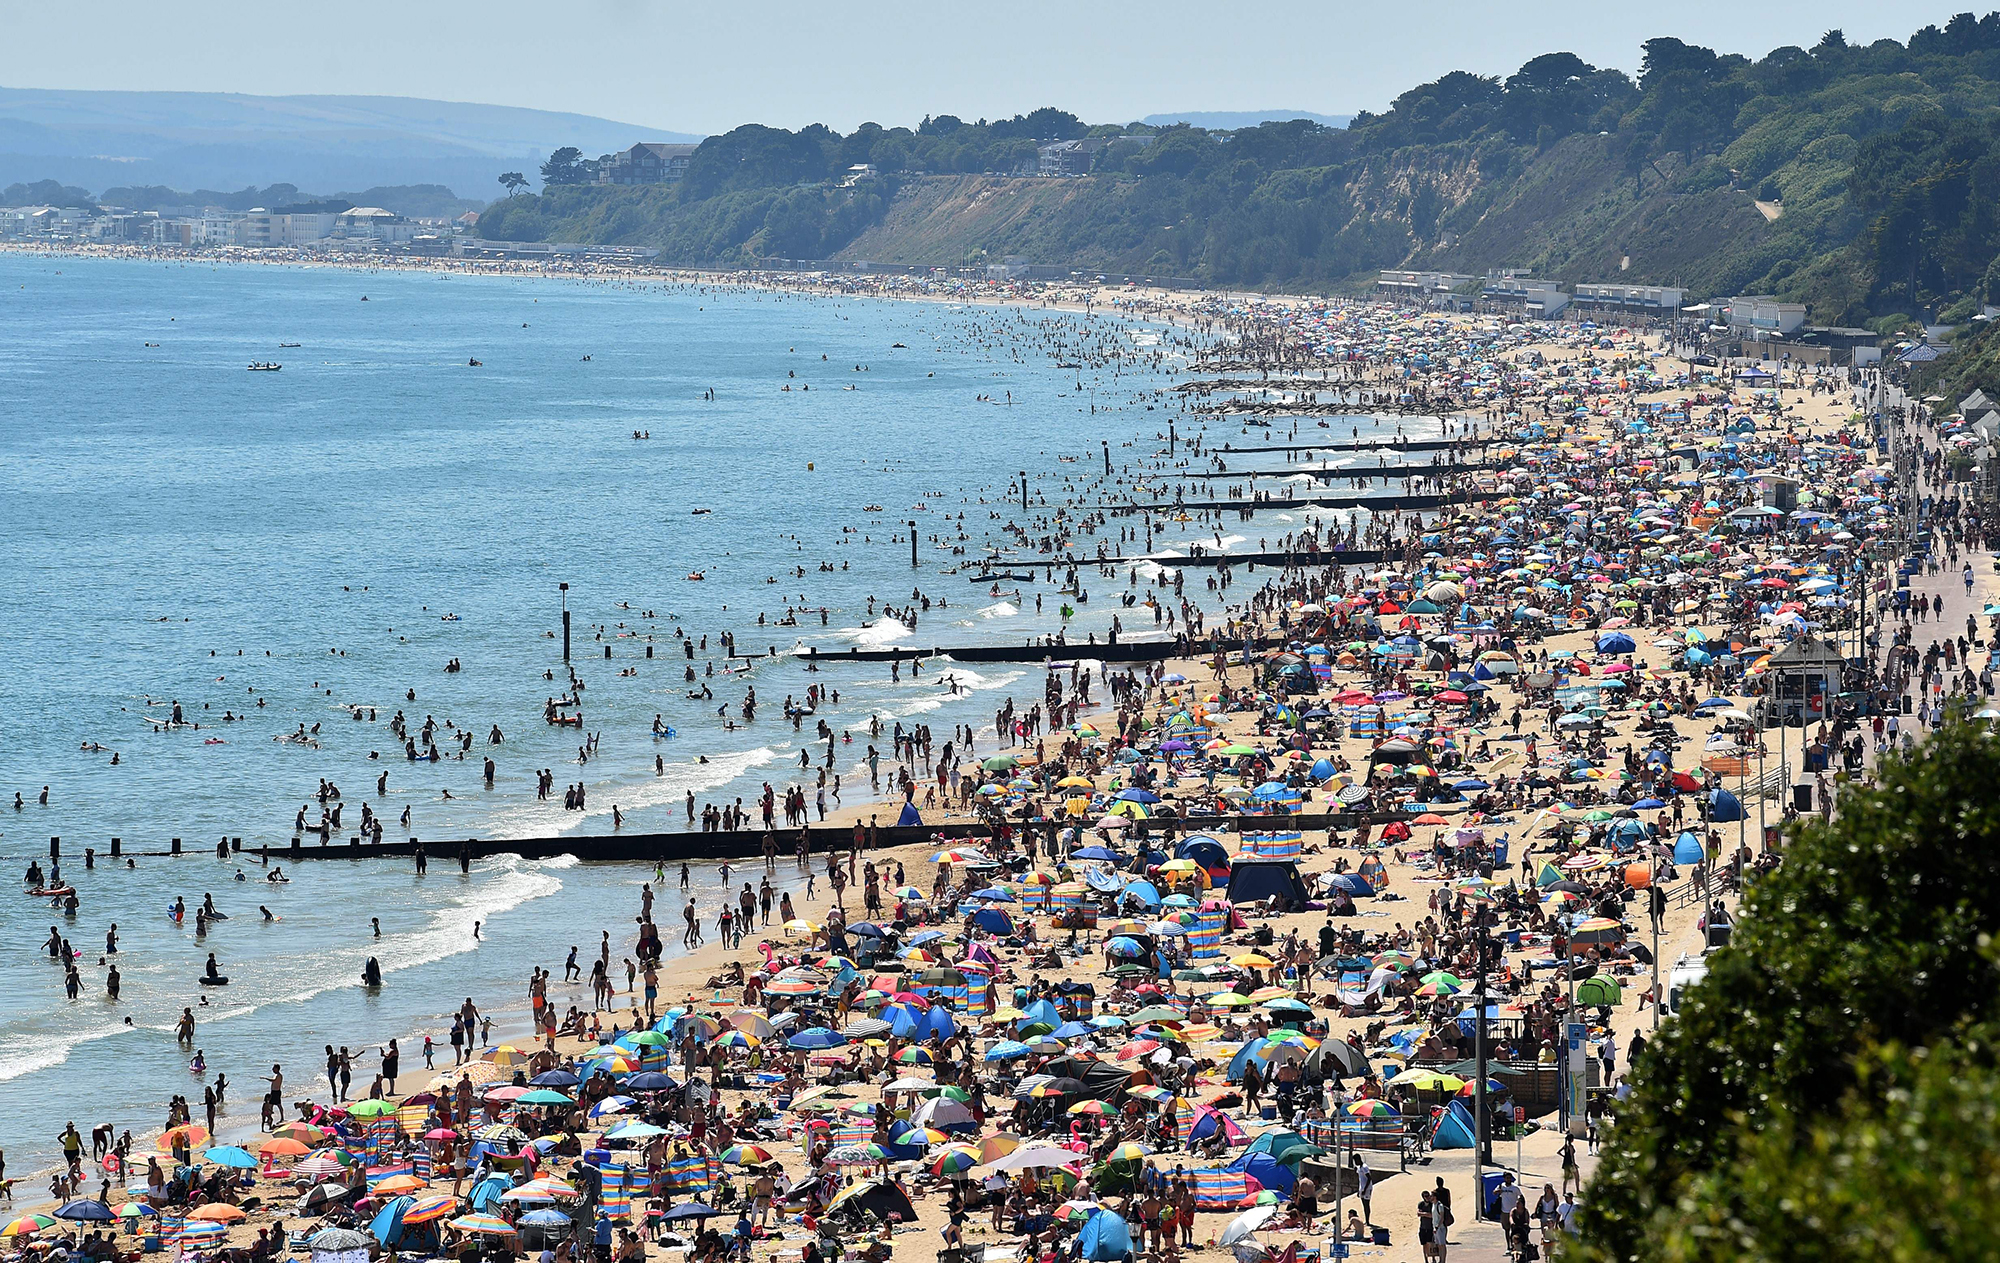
xmin=3 ymin=250 xmax=1987 ymax=1263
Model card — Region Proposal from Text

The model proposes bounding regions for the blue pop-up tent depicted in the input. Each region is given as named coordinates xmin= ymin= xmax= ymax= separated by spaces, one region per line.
xmin=1673 ymin=831 xmax=1706 ymax=865
xmin=1706 ymin=789 xmax=1746 ymax=822
xmin=1078 ymin=1209 xmax=1134 ymax=1260
xmin=1225 ymin=1150 xmax=1296 ymax=1196
xmin=1431 ymin=1100 xmax=1478 ymax=1149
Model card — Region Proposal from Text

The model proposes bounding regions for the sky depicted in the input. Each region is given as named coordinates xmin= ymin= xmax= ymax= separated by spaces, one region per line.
xmin=0 ymin=0 xmax=1981 ymax=133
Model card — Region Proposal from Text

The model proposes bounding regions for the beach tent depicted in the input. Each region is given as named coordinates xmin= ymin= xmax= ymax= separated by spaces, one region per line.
xmin=1185 ymin=1106 xmax=1248 ymax=1147
xmin=1225 ymin=858 xmax=1311 ymax=910
xmin=1077 ymin=1208 xmax=1135 ymax=1261
xmin=831 ymin=1179 xmax=917 ymax=1224
xmin=1431 ymin=1101 xmax=1478 ymax=1150
xmin=969 ymin=907 xmax=1016 ymax=936
xmin=1174 ymin=836 xmax=1232 ymax=881
xmin=367 ymin=1198 xmax=414 ymax=1248
xmin=1225 ymin=1151 xmax=1296 ymax=1196
xmin=1672 ymin=831 xmax=1706 ymax=865
xmin=895 ymin=801 xmax=921 ymax=827
xmin=1705 ymin=789 xmax=1747 ymax=822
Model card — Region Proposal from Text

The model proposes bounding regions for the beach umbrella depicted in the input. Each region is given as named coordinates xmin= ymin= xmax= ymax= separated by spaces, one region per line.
xmin=1103 ymin=1142 xmax=1154 ymax=1163
xmin=485 ymin=1045 xmax=531 ymax=1067
xmin=721 ymin=1145 xmax=775 ymax=1166
xmin=348 ymin=1099 xmax=398 ymax=1118
xmin=516 ymin=1089 xmax=574 ymax=1106
xmin=203 ymin=1145 xmax=259 ymax=1168
xmin=260 ymin=1136 xmax=311 ymax=1157
xmin=400 ymin=1196 xmax=459 ymax=1226
xmin=373 ymin=1174 xmax=429 ymax=1195
xmin=515 ymin=1210 xmax=572 ymax=1230
xmin=787 ymin=1027 xmax=847 ymax=1051
xmin=1 ymin=1216 xmax=57 ymax=1238
xmin=157 ymin=1124 xmax=210 ymax=1151
xmin=1346 ymin=1099 xmax=1399 ymax=1118
xmin=930 ymin=1146 xmax=981 ymax=1176
xmin=55 ymin=1201 xmax=116 ymax=1223
xmin=116 ymin=1205 xmax=156 ymax=1223
xmin=447 ymin=1216 xmax=518 ymax=1236
xmin=1221 ymin=1204 xmax=1279 ymax=1248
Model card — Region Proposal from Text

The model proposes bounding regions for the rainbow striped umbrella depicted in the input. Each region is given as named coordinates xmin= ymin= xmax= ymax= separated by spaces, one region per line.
xmin=1 ymin=1216 xmax=56 ymax=1238
xmin=1346 ymin=1099 xmax=1400 ymax=1118
xmin=929 ymin=1146 xmax=981 ymax=1176
xmin=720 ymin=1145 xmax=775 ymax=1166
xmin=401 ymin=1196 xmax=459 ymax=1226
xmin=448 ymin=1215 xmax=518 ymax=1236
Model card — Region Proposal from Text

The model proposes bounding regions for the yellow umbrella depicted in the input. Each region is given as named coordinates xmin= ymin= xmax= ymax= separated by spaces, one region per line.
xmin=1230 ymin=953 xmax=1275 ymax=968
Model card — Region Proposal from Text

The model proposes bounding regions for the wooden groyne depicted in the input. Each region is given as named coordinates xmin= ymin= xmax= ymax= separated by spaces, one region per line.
xmin=54 ymin=812 xmax=1385 ymax=867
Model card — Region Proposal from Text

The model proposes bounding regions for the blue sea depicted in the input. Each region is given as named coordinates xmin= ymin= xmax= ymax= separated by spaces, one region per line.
xmin=0 ymin=253 xmax=1416 ymax=1190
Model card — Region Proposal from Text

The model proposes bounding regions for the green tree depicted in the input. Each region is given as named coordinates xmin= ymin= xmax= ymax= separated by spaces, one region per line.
xmin=1576 ymin=724 xmax=2000 ymax=1262
xmin=498 ymin=172 xmax=528 ymax=198
xmin=539 ymin=147 xmax=591 ymax=186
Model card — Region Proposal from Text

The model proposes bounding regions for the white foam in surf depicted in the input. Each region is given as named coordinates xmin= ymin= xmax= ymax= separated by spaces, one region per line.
xmin=976 ymin=602 xmax=1019 ymax=619
xmin=842 ymin=617 xmax=914 ymax=649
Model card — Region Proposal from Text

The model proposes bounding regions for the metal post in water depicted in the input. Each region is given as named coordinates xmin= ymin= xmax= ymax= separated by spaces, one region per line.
xmin=560 ymin=582 xmax=571 ymax=664
xmin=910 ymin=522 xmax=918 ymax=568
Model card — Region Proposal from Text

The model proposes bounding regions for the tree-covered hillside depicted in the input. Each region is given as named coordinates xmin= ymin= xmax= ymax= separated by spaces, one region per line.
xmin=478 ymin=15 xmax=2000 ymax=325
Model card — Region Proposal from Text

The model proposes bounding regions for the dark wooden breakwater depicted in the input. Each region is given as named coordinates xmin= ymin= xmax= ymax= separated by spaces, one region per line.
xmin=1109 ymin=491 xmax=1480 ymax=514
xmin=50 ymin=812 xmax=1372 ymax=867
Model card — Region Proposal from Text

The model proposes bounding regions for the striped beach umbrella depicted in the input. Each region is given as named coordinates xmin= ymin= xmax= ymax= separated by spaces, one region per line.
xmin=720 ymin=1145 xmax=774 ymax=1166
xmin=401 ymin=1196 xmax=459 ymax=1226
xmin=1 ymin=1216 xmax=56 ymax=1238
xmin=929 ymin=1146 xmax=981 ymax=1176
xmin=447 ymin=1215 xmax=518 ymax=1236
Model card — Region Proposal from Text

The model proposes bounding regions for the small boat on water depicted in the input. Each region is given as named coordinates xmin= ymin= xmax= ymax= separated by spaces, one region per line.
xmin=278 ymin=342 xmax=301 ymax=348
xmin=247 ymin=362 xmax=282 ymax=372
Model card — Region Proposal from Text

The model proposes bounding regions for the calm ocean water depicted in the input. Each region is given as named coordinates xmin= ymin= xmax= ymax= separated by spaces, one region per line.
xmin=0 ymin=254 xmax=1431 ymax=1188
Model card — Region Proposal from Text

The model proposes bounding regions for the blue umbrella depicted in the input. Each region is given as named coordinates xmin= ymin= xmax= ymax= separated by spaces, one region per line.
xmin=202 ymin=1146 xmax=259 ymax=1169
xmin=970 ymin=887 xmax=1017 ymax=902
xmin=1105 ymin=936 xmax=1148 ymax=957
xmin=623 ymin=1071 xmax=677 ymax=1092
xmin=1116 ymin=788 xmax=1162 ymax=804
xmin=985 ymin=1040 xmax=1032 ymax=1061
xmin=518 ymin=1209 xmax=572 ymax=1228
xmin=530 ymin=1069 xmax=580 ymax=1087
xmin=1052 ymin=1021 xmax=1095 ymax=1040
xmin=55 ymin=1201 xmax=115 ymax=1223
xmin=1073 ymin=845 xmax=1120 ymax=861
xmin=787 ymin=1027 xmax=847 ymax=1051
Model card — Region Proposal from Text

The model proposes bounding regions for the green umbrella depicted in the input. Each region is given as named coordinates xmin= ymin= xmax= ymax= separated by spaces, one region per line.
xmin=982 ymin=755 xmax=1018 ymax=772
xmin=348 ymin=1099 xmax=398 ymax=1118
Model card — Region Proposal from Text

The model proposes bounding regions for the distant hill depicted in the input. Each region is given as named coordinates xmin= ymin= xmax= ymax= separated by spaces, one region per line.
xmin=0 ymin=87 xmax=699 ymax=199
xmin=1139 ymin=110 xmax=1351 ymax=130
xmin=476 ymin=21 xmax=2000 ymax=330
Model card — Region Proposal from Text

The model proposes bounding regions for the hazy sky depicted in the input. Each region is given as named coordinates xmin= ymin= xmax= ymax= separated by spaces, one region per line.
xmin=0 ymin=0 xmax=1979 ymax=132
